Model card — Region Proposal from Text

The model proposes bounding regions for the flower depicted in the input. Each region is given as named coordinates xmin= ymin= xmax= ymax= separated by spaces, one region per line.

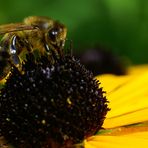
xmin=85 ymin=65 xmax=148 ymax=148
xmin=0 ymin=52 xmax=148 ymax=148
xmin=0 ymin=53 xmax=109 ymax=147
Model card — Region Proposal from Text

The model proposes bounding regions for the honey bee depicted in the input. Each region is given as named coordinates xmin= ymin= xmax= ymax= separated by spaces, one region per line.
xmin=0 ymin=16 xmax=67 ymax=80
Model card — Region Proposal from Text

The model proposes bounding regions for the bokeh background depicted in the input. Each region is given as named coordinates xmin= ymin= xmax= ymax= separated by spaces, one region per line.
xmin=0 ymin=0 xmax=148 ymax=65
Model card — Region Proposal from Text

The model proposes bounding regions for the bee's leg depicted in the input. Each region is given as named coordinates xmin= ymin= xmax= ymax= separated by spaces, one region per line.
xmin=0 ymin=34 xmax=23 ymax=80
xmin=9 ymin=35 xmax=21 ymax=66
xmin=0 ymin=46 xmax=11 ymax=80
xmin=9 ymin=35 xmax=33 ymax=64
xmin=44 ymin=43 xmax=63 ymax=63
xmin=46 ymin=44 xmax=61 ymax=63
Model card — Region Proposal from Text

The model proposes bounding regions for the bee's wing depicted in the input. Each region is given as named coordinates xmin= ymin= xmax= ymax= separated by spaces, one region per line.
xmin=0 ymin=23 xmax=38 ymax=35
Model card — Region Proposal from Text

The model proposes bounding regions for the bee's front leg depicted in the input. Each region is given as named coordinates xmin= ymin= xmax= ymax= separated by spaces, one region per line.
xmin=9 ymin=35 xmax=21 ymax=66
xmin=0 ymin=50 xmax=11 ymax=81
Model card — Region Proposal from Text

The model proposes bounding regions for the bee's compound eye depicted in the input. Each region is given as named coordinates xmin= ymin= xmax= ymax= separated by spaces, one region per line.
xmin=48 ymin=27 xmax=59 ymax=42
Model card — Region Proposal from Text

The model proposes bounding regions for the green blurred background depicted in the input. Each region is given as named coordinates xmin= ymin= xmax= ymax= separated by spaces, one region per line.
xmin=0 ymin=0 xmax=148 ymax=64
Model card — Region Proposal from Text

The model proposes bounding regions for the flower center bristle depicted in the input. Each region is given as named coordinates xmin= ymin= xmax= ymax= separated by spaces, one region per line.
xmin=0 ymin=53 xmax=109 ymax=147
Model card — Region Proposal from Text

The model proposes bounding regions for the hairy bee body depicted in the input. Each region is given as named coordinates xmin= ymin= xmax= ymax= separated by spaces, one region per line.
xmin=0 ymin=16 xmax=67 ymax=80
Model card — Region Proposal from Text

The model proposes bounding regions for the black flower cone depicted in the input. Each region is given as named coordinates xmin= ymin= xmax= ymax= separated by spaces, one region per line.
xmin=0 ymin=53 xmax=109 ymax=148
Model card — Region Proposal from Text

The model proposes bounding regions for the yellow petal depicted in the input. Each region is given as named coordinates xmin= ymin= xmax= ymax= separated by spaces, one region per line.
xmin=103 ymin=108 xmax=148 ymax=128
xmin=128 ymin=64 xmax=148 ymax=75
xmin=100 ymin=122 xmax=148 ymax=136
xmin=124 ymin=131 xmax=148 ymax=139
xmin=86 ymin=66 xmax=148 ymax=148
xmin=85 ymin=123 xmax=148 ymax=147
xmin=96 ymin=74 xmax=134 ymax=93
xmin=97 ymin=71 xmax=148 ymax=128
xmin=85 ymin=134 xmax=148 ymax=148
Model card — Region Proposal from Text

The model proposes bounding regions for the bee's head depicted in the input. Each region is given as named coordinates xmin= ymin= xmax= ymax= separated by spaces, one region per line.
xmin=45 ymin=21 xmax=67 ymax=52
xmin=24 ymin=16 xmax=67 ymax=58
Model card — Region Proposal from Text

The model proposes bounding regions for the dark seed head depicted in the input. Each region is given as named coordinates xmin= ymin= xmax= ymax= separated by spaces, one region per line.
xmin=0 ymin=53 xmax=109 ymax=147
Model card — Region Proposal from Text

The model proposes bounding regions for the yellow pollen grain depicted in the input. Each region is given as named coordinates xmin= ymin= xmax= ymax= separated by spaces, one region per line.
xmin=67 ymin=97 xmax=72 ymax=105
xmin=6 ymin=118 xmax=10 ymax=121
xmin=41 ymin=119 xmax=46 ymax=125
